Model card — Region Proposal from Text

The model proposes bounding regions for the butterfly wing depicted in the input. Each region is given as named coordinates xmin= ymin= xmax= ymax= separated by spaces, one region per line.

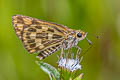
xmin=12 ymin=15 xmax=69 ymax=59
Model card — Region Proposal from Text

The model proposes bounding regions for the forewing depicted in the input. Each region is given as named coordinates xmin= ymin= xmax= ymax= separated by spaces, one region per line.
xmin=12 ymin=15 xmax=69 ymax=54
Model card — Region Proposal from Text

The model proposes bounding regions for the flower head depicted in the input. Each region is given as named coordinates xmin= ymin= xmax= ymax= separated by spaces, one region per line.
xmin=58 ymin=57 xmax=82 ymax=72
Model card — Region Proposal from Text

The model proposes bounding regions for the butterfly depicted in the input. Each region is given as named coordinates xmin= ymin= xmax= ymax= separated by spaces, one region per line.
xmin=12 ymin=15 xmax=89 ymax=60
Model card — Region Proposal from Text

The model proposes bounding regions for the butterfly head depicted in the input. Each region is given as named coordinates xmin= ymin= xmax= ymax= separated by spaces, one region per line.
xmin=75 ymin=30 xmax=92 ymax=45
xmin=65 ymin=29 xmax=88 ymax=48
xmin=75 ymin=30 xmax=87 ymax=41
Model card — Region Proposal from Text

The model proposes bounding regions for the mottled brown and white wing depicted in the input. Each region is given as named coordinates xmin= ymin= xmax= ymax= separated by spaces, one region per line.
xmin=12 ymin=15 xmax=69 ymax=59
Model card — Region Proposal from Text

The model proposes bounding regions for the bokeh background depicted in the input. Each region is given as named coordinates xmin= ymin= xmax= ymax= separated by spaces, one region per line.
xmin=0 ymin=0 xmax=120 ymax=80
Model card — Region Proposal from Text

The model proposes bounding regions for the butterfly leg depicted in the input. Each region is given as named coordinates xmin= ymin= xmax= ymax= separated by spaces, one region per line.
xmin=67 ymin=47 xmax=72 ymax=58
xmin=60 ymin=47 xmax=65 ymax=58
xmin=75 ymin=45 xmax=82 ymax=59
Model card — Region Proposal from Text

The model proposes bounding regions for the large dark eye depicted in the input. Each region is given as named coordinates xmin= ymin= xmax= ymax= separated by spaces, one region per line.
xmin=77 ymin=33 xmax=82 ymax=37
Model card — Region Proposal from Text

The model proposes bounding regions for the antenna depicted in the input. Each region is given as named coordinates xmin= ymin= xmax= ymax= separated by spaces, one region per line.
xmin=81 ymin=34 xmax=100 ymax=57
xmin=87 ymin=33 xmax=101 ymax=39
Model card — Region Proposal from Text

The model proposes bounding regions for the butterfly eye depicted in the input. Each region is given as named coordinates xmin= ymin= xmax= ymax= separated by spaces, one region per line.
xmin=77 ymin=33 xmax=82 ymax=38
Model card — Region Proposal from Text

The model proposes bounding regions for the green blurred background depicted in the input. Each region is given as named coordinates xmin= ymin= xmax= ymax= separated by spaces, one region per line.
xmin=0 ymin=0 xmax=120 ymax=80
